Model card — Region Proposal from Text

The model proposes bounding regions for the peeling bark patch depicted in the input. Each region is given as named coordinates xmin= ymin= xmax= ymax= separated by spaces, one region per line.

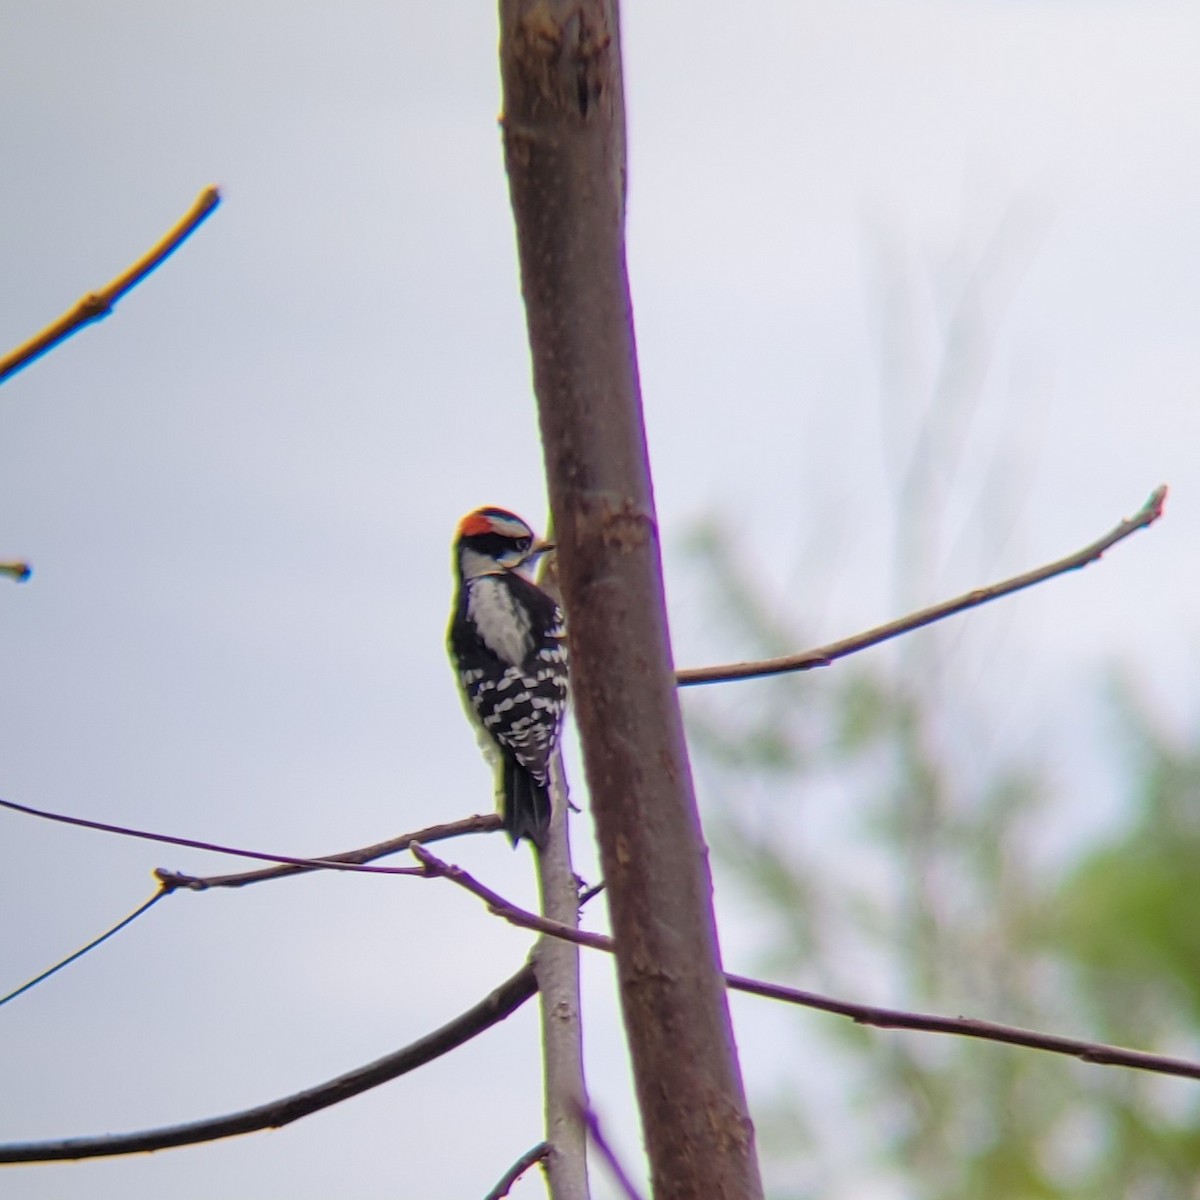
xmin=512 ymin=1 xmax=612 ymax=119
xmin=500 ymin=117 xmax=535 ymax=169
xmin=598 ymin=504 xmax=655 ymax=550
xmin=518 ymin=1 xmax=563 ymax=55
xmin=513 ymin=1 xmax=565 ymax=109
xmin=574 ymin=4 xmax=613 ymax=116
xmin=614 ymin=832 xmax=632 ymax=867
xmin=658 ymin=748 xmax=679 ymax=783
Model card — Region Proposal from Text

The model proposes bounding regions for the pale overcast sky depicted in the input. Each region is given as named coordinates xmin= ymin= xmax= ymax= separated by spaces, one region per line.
xmin=1 ymin=3 xmax=1198 ymax=1198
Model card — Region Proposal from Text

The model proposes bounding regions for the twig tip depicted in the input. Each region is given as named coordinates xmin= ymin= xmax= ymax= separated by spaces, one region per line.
xmin=0 ymin=561 xmax=32 ymax=583
xmin=1145 ymin=484 xmax=1168 ymax=522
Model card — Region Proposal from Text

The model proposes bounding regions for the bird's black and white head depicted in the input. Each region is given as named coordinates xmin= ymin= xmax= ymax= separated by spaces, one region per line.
xmin=454 ymin=507 xmax=553 ymax=581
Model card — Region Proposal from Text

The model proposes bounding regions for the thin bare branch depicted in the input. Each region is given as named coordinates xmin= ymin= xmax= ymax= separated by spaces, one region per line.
xmin=0 ymin=817 xmax=499 ymax=1003
xmin=677 ymin=485 xmax=1167 ymax=686
xmin=577 ymin=1104 xmax=646 ymax=1200
xmin=0 ymin=561 xmax=31 ymax=583
xmin=412 ymin=846 xmax=1200 ymax=1084
xmin=156 ymin=813 xmax=502 ymax=891
xmin=0 ymin=186 xmax=221 ymax=385
xmin=0 ymin=809 xmax=502 ymax=1005
xmin=484 ymin=1141 xmax=551 ymax=1200
xmin=0 ymin=795 xmax=424 ymax=877
xmin=0 ymin=891 xmax=165 ymax=1008
xmin=412 ymin=843 xmax=613 ymax=953
xmin=721 ymin=972 xmax=1200 ymax=1081
xmin=0 ymin=959 xmax=537 ymax=1164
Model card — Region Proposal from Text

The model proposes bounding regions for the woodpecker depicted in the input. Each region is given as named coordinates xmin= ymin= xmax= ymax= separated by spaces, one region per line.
xmin=447 ymin=507 xmax=568 ymax=848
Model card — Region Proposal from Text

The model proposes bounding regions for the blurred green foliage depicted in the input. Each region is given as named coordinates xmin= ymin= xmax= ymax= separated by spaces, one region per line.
xmin=682 ymin=522 xmax=1200 ymax=1200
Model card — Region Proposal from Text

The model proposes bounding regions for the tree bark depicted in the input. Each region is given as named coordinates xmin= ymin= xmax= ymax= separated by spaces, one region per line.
xmin=534 ymin=758 xmax=591 ymax=1200
xmin=498 ymin=4 xmax=764 ymax=1197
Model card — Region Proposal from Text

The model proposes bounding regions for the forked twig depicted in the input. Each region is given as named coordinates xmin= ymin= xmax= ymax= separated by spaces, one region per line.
xmin=0 ymin=808 xmax=501 ymax=1006
xmin=156 ymin=813 xmax=502 ymax=891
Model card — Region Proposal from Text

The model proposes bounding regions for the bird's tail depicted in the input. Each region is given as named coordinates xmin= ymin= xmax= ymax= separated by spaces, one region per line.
xmin=502 ymin=754 xmax=552 ymax=849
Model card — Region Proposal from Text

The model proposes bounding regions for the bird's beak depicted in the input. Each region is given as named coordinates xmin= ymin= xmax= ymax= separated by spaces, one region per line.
xmin=505 ymin=538 xmax=555 ymax=572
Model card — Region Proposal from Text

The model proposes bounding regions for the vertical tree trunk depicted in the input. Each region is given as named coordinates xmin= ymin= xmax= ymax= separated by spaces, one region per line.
xmin=534 ymin=760 xmax=591 ymax=1200
xmin=498 ymin=4 xmax=765 ymax=1197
